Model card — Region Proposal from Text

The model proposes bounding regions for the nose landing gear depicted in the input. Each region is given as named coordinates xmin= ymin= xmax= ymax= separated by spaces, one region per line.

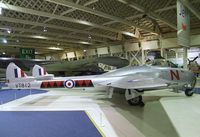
xmin=185 ymin=77 xmax=196 ymax=97
xmin=185 ymin=89 xmax=194 ymax=96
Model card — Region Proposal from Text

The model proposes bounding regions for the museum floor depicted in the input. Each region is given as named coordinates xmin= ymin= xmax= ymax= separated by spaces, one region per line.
xmin=0 ymin=78 xmax=199 ymax=137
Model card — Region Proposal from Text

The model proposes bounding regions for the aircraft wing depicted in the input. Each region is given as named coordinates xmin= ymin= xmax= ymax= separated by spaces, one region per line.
xmin=98 ymin=74 xmax=168 ymax=89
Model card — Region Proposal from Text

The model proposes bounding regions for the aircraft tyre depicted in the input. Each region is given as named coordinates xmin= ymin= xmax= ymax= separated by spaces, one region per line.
xmin=185 ymin=89 xmax=194 ymax=97
xmin=127 ymin=95 xmax=144 ymax=107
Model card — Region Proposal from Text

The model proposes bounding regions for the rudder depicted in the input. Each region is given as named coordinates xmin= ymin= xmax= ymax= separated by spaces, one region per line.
xmin=32 ymin=64 xmax=54 ymax=80
xmin=6 ymin=62 xmax=27 ymax=83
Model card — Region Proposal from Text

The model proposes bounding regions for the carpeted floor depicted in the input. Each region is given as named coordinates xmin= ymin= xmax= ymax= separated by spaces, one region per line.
xmin=0 ymin=89 xmax=48 ymax=104
xmin=0 ymin=111 xmax=101 ymax=137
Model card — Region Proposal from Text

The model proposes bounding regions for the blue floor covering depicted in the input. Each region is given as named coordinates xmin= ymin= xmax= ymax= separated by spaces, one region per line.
xmin=0 ymin=111 xmax=102 ymax=137
xmin=0 ymin=89 xmax=48 ymax=104
xmin=194 ymin=88 xmax=200 ymax=94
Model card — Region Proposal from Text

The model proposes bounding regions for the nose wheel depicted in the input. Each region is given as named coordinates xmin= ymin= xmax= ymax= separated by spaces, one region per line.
xmin=185 ymin=89 xmax=194 ymax=96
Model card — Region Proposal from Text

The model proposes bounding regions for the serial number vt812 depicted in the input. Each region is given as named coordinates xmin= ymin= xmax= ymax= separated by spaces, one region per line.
xmin=15 ymin=83 xmax=31 ymax=88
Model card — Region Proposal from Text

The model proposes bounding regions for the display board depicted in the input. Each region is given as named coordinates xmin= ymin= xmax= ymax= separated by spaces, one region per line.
xmin=177 ymin=0 xmax=190 ymax=47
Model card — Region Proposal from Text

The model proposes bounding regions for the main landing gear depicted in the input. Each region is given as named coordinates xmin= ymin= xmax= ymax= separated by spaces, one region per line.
xmin=125 ymin=89 xmax=145 ymax=107
xmin=184 ymin=77 xmax=196 ymax=97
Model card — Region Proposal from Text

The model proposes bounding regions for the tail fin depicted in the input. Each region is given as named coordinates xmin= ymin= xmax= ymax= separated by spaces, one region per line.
xmin=6 ymin=62 xmax=27 ymax=83
xmin=32 ymin=65 xmax=48 ymax=77
xmin=32 ymin=65 xmax=54 ymax=80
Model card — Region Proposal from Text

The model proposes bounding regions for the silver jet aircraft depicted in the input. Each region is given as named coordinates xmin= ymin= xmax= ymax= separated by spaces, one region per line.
xmin=6 ymin=61 xmax=196 ymax=106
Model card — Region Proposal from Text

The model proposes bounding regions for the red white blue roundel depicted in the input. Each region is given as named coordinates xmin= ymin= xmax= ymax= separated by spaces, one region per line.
xmin=64 ymin=80 xmax=75 ymax=88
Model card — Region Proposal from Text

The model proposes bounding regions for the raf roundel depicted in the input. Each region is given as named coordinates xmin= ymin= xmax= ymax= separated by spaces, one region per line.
xmin=64 ymin=79 xmax=75 ymax=88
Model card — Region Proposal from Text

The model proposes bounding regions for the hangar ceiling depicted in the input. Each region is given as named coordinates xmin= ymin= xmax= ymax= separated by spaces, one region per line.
xmin=0 ymin=0 xmax=200 ymax=55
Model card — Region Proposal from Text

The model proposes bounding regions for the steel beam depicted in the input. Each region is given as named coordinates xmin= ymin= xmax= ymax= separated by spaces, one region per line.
xmin=116 ymin=0 xmax=177 ymax=30
xmin=148 ymin=12 xmax=177 ymax=30
xmin=5 ymin=38 xmax=74 ymax=47
xmin=0 ymin=2 xmax=135 ymax=37
xmin=0 ymin=16 xmax=116 ymax=40
xmin=45 ymin=0 xmax=156 ymax=34
xmin=33 ymin=0 xmax=97 ymax=27
xmin=0 ymin=25 xmax=105 ymax=43
xmin=0 ymin=32 xmax=94 ymax=46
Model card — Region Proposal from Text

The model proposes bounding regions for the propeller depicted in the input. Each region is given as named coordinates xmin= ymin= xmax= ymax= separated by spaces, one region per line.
xmin=188 ymin=56 xmax=198 ymax=64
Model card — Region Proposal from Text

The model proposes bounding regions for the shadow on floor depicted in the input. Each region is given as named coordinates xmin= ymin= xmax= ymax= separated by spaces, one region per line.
xmin=99 ymin=93 xmax=180 ymax=137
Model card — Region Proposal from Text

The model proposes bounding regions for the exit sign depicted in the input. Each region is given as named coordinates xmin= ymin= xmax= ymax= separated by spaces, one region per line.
xmin=19 ymin=48 xmax=35 ymax=59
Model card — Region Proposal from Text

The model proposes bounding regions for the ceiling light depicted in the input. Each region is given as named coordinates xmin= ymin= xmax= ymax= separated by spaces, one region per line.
xmin=2 ymin=52 xmax=5 ymax=55
xmin=43 ymin=27 xmax=47 ymax=32
xmin=48 ymin=47 xmax=63 ymax=50
xmin=122 ymin=32 xmax=136 ymax=37
xmin=117 ymin=0 xmax=127 ymax=4
xmin=31 ymin=35 xmax=47 ymax=39
xmin=2 ymin=39 xmax=7 ymax=43
xmin=79 ymin=20 xmax=92 ymax=26
xmin=83 ymin=49 xmax=87 ymax=52
xmin=80 ymin=41 xmax=90 ymax=45
xmin=0 ymin=7 xmax=2 ymax=15
xmin=7 ymin=29 xmax=11 ymax=34
xmin=151 ymin=32 xmax=158 ymax=35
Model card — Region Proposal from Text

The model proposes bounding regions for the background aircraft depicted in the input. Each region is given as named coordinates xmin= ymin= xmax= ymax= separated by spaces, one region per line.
xmin=0 ymin=57 xmax=54 ymax=71
xmin=42 ymin=56 xmax=129 ymax=76
xmin=6 ymin=61 xmax=196 ymax=107
xmin=0 ymin=56 xmax=129 ymax=78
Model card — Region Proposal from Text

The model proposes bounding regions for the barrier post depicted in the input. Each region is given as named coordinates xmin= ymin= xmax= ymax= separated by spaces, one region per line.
xmin=100 ymin=112 xmax=104 ymax=127
xmin=15 ymin=92 xmax=17 ymax=100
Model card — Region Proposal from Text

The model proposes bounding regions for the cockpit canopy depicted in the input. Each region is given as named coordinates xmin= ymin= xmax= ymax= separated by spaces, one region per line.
xmin=146 ymin=59 xmax=178 ymax=68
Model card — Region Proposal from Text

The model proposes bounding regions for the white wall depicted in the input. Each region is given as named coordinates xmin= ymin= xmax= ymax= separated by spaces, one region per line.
xmin=97 ymin=47 xmax=108 ymax=55
xmin=67 ymin=52 xmax=75 ymax=59
xmin=141 ymin=40 xmax=158 ymax=50
xmin=76 ymin=50 xmax=85 ymax=59
xmin=162 ymin=35 xmax=200 ymax=48
xmin=162 ymin=38 xmax=181 ymax=48
xmin=190 ymin=35 xmax=200 ymax=46
xmin=87 ymin=49 xmax=96 ymax=56
xmin=35 ymin=55 xmax=45 ymax=59
xmin=60 ymin=52 xmax=67 ymax=60
xmin=110 ymin=45 xmax=123 ymax=53
xmin=124 ymin=42 xmax=139 ymax=51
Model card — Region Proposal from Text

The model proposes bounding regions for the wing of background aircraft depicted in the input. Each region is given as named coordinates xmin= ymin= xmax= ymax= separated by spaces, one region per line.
xmin=0 ymin=56 xmax=129 ymax=78
xmin=0 ymin=57 xmax=55 ymax=71
xmin=41 ymin=56 xmax=129 ymax=76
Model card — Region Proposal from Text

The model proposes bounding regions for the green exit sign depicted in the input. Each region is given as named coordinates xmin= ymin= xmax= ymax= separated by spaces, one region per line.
xmin=19 ymin=48 xmax=35 ymax=59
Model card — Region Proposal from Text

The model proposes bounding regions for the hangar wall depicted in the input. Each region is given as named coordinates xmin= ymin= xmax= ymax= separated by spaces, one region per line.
xmin=124 ymin=42 xmax=139 ymax=51
xmin=44 ymin=34 xmax=200 ymax=61
xmin=97 ymin=47 xmax=109 ymax=56
xmin=110 ymin=45 xmax=123 ymax=54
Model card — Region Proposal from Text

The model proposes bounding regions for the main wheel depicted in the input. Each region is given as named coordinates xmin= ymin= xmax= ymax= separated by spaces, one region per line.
xmin=185 ymin=89 xmax=194 ymax=96
xmin=127 ymin=95 xmax=143 ymax=106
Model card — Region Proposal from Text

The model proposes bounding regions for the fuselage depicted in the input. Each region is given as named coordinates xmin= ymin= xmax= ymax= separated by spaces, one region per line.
xmin=7 ymin=65 xmax=196 ymax=91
